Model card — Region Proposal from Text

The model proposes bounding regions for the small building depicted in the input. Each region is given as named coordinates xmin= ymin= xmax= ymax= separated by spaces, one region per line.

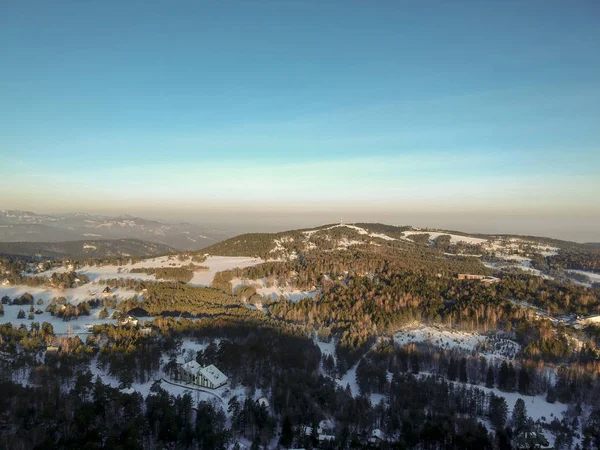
xmin=579 ymin=315 xmax=600 ymax=326
xmin=227 ymin=443 xmax=248 ymax=450
xmin=255 ymin=396 xmax=270 ymax=408
xmin=176 ymin=361 xmax=228 ymax=389
xmin=46 ymin=346 xmax=60 ymax=355
xmin=304 ymin=419 xmax=336 ymax=442
xmin=457 ymin=274 xmax=486 ymax=280
xmin=139 ymin=326 xmax=152 ymax=336
xmin=118 ymin=315 xmax=139 ymax=327
xmin=101 ymin=286 xmax=113 ymax=298
xmin=514 ymin=430 xmax=552 ymax=449
xmin=369 ymin=429 xmax=385 ymax=444
xmin=1 ymin=279 xmax=9 ymax=286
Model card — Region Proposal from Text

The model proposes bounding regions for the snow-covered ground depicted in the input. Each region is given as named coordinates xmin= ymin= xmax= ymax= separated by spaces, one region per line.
xmin=188 ymin=256 xmax=263 ymax=286
xmin=394 ymin=326 xmax=487 ymax=353
xmin=88 ymin=354 xmax=246 ymax=414
xmin=31 ymin=255 xmax=264 ymax=287
xmin=314 ymin=338 xmax=336 ymax=360
xmin=567 ymin=269 xmax=600 ymax=285
xmin=1 ymin=303 xmax=118 ymax=338
xmin=337 ymin=361 xmax=360 ymax=396
xmin=402 ymin=231 xmax=487 ymax=245
xmin=231 ymin=277 xmax=319 ymax=302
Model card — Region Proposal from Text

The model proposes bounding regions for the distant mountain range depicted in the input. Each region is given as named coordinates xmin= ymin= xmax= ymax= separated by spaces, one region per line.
xmin=0 ymin=239 xmax=175 ymax=259
xmin=0 ymin=210 xmax=227 ymax=250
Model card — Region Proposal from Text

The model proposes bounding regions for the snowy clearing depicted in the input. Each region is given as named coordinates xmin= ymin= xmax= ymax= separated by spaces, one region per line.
xmin=31 ymin=255 xmax=264 ymax=287
xmin=231 ymin=277 xmax=319 ymax=302
xmin=402 ymin=231 xmax=487 ymax=245
xmin=394 ymin=326 xmax=487 ymax=353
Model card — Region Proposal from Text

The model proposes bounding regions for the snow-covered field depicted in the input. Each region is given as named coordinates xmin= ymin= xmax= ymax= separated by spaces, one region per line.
xmin=189 ymin=256 xmax=263 ymax=286
xmin=1 ymin=303 xmax=118 ymax=338
xmin=402 ymin=231 xmax=487 ymax=245
xmin=567 ymin=269 xmax=600 ymax=285
xmin=393 ymin=325 xmax=521 ymax=361
xmin=394 ymin=326 xmax=487 ymax=353
xmin=231 ymin=277 xmax=319 ymax=302
xmin=31 ymin=255 xmax=264 ymax=287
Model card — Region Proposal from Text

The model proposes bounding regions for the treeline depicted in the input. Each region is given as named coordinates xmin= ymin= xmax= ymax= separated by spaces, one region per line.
xmin=2 ymin=270 xmax=90 ymax=289
xmin=130 ymin=264 xmax=206 ymax=283
xmin=548 ymin=250 xmax=600 ymax=273
xmin=269 ymin=270 xmax=600 ymax=370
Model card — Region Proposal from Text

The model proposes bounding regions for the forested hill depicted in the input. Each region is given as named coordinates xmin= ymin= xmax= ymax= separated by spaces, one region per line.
xmin=199 ymin=222 xmax=591 ymax=260
xmin=199 ymin=223 xmax=410 ymax=259
xmin=0 ymin=239 xmax=176 ymax=259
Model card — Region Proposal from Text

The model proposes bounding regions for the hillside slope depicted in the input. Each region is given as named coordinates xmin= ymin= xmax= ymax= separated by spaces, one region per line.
xmin=0 ymin=210 xmax=225 ymax=250
xmin=0 ymin=239 xmax=175 ymax=259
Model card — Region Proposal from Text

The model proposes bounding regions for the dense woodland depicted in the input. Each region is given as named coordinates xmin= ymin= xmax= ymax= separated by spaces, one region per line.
xmin=2 ymin=227 xmax=600 ymax=449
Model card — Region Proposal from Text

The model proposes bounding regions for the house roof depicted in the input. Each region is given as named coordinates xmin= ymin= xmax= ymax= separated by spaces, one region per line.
xmin=182 ymin=360 xmax=201 ymax=373
xmin=199 ymin=364 xmax=227 ymax=385
xmin=372 ymin=429 xmax=384 ymax=439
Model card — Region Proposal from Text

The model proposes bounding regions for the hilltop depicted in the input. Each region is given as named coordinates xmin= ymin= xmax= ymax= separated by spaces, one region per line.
xmin=0 ymin=210 xmax=226 ymax=250
xmin=0 ymin=238 xmax=176 ymax=259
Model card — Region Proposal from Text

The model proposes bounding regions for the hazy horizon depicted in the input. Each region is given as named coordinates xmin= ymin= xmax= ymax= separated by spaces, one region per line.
xmin=1 ymin=205 xmax=599 ymax=244
xmin=2 ymin=1 xmax=599 ymax=242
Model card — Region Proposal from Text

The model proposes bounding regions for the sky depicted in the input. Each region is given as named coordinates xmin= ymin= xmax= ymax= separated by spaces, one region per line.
xmin=1 ymin=1 xmax=599 ymax=241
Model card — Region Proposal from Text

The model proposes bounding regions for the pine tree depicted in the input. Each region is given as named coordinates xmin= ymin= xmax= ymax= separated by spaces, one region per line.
xmin=498 ymin=360 xmax=509 ymax=390
xmin=488 ymin=394 xmax=508 ymax=429
xmin=486 ymin=366 xmax=495 ymax=388
xmin=411 ymin=352 xmax=420 ymax=374
xmin=507 ymin=363 xmax=516 ymax=391
xmin=279 ymin=415 xmax=293 ymax=447
xmin=518 ymin=368 xmax=530 ymax=395
xmin=459 ymin=357 xmax=468 ymax=383
xmin=448 ymin=357 xmax=458 ymax=381
xmin=511 ymin=398 xmax=528 ymax=431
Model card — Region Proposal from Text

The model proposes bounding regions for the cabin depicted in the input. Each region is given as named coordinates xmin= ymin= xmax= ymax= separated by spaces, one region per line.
xmin=118 ymin=315 xmax=139 ymax=327
xmin=101 ymin=286 xmax=113 ymax=298
xmin=514 ymin=430 xmax=552 ymax=449
xmin=46 ymin=346 xmax=60 ymax=355
xmin=176 ymin=361 xmax=228 ymax=389
xmin=304 ymin=419 xmax=336 ymax=442
xmin=457 ymin=274 xmax=486 ymax=280
xmin=369 ymin=429 xmax=385 ymax=444
xmin=255 ymin=396 xmax=270 ymax=408
xmin=579 ymin=315 xmax=600 ymax=325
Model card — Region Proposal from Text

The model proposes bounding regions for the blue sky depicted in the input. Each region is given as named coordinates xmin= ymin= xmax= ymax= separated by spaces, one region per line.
xmin=1 ymin=1 xmax=599 ymax=240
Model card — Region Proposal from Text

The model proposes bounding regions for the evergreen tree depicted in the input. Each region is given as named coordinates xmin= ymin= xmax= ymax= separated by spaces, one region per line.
xmin=459 ymin=357 xmax=468 ymax=383
xmin=488 ymin=394 xmax=508 ymax=429
xmin=518 ymin=368 xmax=530 ymax=395
xmin=448 ymin=357 xmax=458 ymax=381
xmin=507 ymin=363 xmax=517 ymax=391
xmin=486 ymin=366 xmax=495 ymax=389
xmin=411 ymin=352 xmax=420 ymax=374
xmin=280 ymin=415 xmax=293 ymax=447
xmin=498 ymin=361 xmax=509 ymax=390
xmin=511 ymin=398 xmax=528 ymax=431
xmin=546 ymin=387 xmax=557 ymax=404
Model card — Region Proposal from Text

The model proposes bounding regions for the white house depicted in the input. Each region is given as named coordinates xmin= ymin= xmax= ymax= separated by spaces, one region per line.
xmin=118 ymin=315 xmax=139 ymax=327
xmin=255 ymin=396 xmax=270 ymax=408
xmin=369 ymin=429 xmax=385 ymax=444
xmin=177 ymin=361 xmax=228 ymax=389
xmin=304 ymin=419 xmax=336 ymax=442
